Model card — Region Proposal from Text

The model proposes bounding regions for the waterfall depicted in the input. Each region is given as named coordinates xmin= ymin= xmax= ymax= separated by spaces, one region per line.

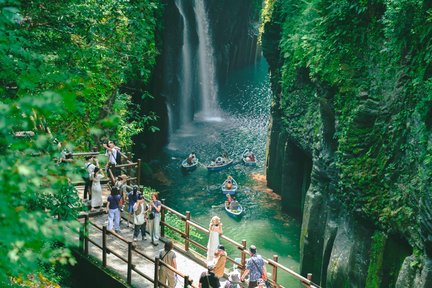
xmin=193 ymin=0 xmax=220 ymax=120
xmin=174 ymin=0 xmax=193 ymax=126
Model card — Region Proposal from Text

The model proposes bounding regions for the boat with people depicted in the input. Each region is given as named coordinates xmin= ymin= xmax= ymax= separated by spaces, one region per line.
xmin=181 ymin=153 xmax=199 ymax=171
xmin=241 ymin=148 xmax=256 ymax=166
xmin=221 ymin=176 xmax=238 ymax=195
xmin=206 ymin=156 xmax=233 ymax=171
xmin=224 ymin=199 xmax=243 ymax=217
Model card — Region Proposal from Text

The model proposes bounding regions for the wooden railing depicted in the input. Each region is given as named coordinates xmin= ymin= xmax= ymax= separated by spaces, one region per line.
xmin=79 ymin=214 xmax=196 ymax=288
xmin=73 ymin=150 xmax=320 ymax=287
xmin=158 ymin=201 xmax=321 ymax=288
xmin=70 ymin=150 xmax=141 ymax=187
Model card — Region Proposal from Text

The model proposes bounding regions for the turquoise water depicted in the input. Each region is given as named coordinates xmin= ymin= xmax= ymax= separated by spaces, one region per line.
xmin=153 ymin=59 xmax=301 ymax=285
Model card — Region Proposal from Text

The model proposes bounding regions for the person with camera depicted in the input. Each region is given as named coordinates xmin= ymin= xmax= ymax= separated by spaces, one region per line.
xmin=148 ymin=192 xmax=162 ymax=246
xmin=207 ymin=216 xmax=223 ymax=262
xmin=103 ymin=140 xmax=121 ymax=178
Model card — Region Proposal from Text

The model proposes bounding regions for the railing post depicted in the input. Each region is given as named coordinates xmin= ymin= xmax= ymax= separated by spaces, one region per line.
xmin=154 ymin=257 xmax=160 ymax=288
xmin=137 ymin=158 xmax=142 ymax=185
xmin=307 ymin=273 xmax=313 ymax=283
xmin=272 ymin=255 xmax=278 ymax=284
xmin=241 ymin=239 xmax=247 ymax=272
xmin=161 ymin=199 xmax=166 ymax=237
xmin=184 ymin=275 xmax=190 ymax=288
xmin=127 ymin=152 xmax=132 ymax=181
xmin=185 ymin=211 xmax=191 ymax=251
xmin=127 ymin=241 xmax=132 ymax=285
xmin=102 ymin=226 xmax=107 ymax=267
xmin=84 ymin=214 xmax=89 ymax=256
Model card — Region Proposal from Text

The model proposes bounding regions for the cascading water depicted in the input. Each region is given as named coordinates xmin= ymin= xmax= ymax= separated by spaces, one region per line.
xmin=193 ymin=0 xmax=220 ymax=121
xmin=174 ymin=0 xmax=193 ymax=127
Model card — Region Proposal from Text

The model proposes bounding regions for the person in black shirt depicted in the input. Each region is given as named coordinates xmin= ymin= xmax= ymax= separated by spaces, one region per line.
xmin=199 ymin=264 xmax=220 ymax=288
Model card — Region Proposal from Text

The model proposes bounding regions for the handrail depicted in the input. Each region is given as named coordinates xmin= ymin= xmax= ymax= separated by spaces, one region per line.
xmin=75 ymin=150 xmax=320 ymax=288
xmin=79 ymin=215 xmax=197 ymax=288
xmin=159 ymin=204 xmax=321 ymax=288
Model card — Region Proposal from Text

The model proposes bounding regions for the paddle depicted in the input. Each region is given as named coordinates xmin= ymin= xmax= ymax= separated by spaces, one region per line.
xmin=211 ymin=204 xmax=225 ymax=208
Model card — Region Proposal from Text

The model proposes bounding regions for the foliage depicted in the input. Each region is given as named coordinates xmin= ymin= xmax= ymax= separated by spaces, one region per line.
xmin=0 ymin=0 xmax=162 ymax=285
xmin=365 ymin=231 xmax=386 ymax=288
xmin=265 ymin=0 xmax=432 ymax=247
xmin=1 ymin=0 xmax=162 ymax=150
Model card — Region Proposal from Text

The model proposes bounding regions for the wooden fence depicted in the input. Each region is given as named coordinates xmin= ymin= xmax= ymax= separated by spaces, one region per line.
xmin=158 ymin=203 xmax=321 ymax=288
xmin=79 ymin=214 xmax=196 ymax=288
xmin=74 ymin=150 xmax=320 ymax=288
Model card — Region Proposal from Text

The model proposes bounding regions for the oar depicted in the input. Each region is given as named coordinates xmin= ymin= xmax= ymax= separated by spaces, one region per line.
xmin=211 ymin=204 xmax=225 ymax=208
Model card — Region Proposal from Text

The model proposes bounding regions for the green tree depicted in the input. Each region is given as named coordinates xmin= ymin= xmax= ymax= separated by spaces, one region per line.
xmin=0 ymin=0 xmax=162 ymax=285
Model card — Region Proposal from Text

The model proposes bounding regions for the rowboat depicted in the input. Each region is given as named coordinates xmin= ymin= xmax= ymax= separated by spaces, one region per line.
xmin=224 ymin=201 xmax=243 ymax=216
xmin=221 ymin=178 xmax=238 ymax=195
xmin=206 ymin=157 xmax=233 ymax=171
xmin=181 ymin=157 xmax=199 ymax=171
xmin=241 ymin=149 xmax=256 ymax=166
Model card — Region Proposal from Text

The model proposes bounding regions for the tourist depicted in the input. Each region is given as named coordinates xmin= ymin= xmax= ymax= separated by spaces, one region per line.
xmin=127 ymin=185 xmax=141 ymax=227
xmin=132 ymin=197 xmax=147 ymax=241
xmin=240 ymin=245 xmax=267 ymax=288
xmin=224 ymin=271 xmax=241 ymax=288
xmin=113 ymin=174 xmax=132 ymax=212
xmin=90 ymin=166 xmax=104 ymax=212
xmin=226 ymin=175 xmax=233 ymax=190
xmin=225 ymin=194 xmax=233 ymax=208
xmin=158 ymin=240 xmax=177 ymax=288
xmin=103 ymin=140 xmax=121 ymax=177
xmin=187 ymin=152 xmax=196 ymax=165
xmin=213 ymin=244 xmax=227 ymax=278
xmin=106 ymin=187 xmax=121 ymax=233
xmin=83 ymin=156 xmax=96 ymax=202
xmin=199 ymin=264 xmax=220 ymax=288
xmin=148 ymin=192 xmax=162 ymax=245
xmin=207 ymin=216 xmax=223 ymax=262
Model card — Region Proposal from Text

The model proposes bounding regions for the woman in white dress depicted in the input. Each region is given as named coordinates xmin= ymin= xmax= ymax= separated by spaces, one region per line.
xmin=90 ymin=167 xmax=104 ymax=212
xmin=207 ymin=216 xmax=223 ymax=262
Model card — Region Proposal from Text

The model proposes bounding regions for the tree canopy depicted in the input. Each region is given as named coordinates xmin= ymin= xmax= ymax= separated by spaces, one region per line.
xmin=0 ymin=0 xmax=162 ymax=285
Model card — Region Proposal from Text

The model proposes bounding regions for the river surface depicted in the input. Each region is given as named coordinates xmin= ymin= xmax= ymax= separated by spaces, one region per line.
xmin=152 ymin=59 xmax=300 ymax=285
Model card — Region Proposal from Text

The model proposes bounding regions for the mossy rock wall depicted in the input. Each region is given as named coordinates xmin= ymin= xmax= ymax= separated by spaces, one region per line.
xmin=262 ymin=0 xmax=432 ymax=286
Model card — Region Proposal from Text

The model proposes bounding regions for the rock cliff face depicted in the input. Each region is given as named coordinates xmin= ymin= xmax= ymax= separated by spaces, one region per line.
xmin=263 ymin=0 xmax=432 ymax=287
xmin=144 ymin=0 xmax=260 ymax=153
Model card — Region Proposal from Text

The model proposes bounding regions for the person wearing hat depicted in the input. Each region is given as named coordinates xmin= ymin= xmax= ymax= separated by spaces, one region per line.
xmin=207 ymin=216 xmax=223 ymax=262
xmin=213 ymin=244 xmax=227 ymax=278
xmin=224 ymin=270 xmax=241 ymax=288
xmin=199 ymin=264 xmax=220 ymax=288
xmin=240 ymin=245 xmax=267 ymax=288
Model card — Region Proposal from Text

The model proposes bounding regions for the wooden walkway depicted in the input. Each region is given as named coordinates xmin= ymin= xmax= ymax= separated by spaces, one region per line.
xmin=80 ymin=213 xmax=224 ymax=288
xmin=74 ymin=185 xmax=232 ymax=287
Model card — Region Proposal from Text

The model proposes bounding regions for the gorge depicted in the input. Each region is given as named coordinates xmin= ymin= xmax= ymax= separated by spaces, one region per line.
xmin=145 ymin=0 xmax=432 ymax=287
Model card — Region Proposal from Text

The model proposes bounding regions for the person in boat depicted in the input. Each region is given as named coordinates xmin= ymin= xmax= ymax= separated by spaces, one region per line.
xmin=245 ymin=151 xmax=255 ymax=162
xmin=187 ymin=152 xmax=196 ymax=165
xmin=225 ymin=175 xmax=233 ymax=190
xmin=225 ymin=194 xmax=233 ymax=208
xmin=229 ymin=198 xmax=239 ymax=210
xmin=215 ymin=156 xmax=224 ymax=165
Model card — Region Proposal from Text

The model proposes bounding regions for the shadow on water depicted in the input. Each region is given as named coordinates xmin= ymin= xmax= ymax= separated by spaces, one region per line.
xmin=151 ymin=59 xmax=301 ymax=285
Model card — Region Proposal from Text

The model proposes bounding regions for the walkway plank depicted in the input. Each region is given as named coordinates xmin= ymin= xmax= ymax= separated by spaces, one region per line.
xmin=80 ymin=213 xmax=231 ymax=288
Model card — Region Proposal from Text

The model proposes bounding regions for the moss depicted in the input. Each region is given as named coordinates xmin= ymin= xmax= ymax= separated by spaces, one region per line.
xmin=365 ymin=231 xmax=386 ymax=288
xmin=264 ymin=0 xmax=432 ymax=249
